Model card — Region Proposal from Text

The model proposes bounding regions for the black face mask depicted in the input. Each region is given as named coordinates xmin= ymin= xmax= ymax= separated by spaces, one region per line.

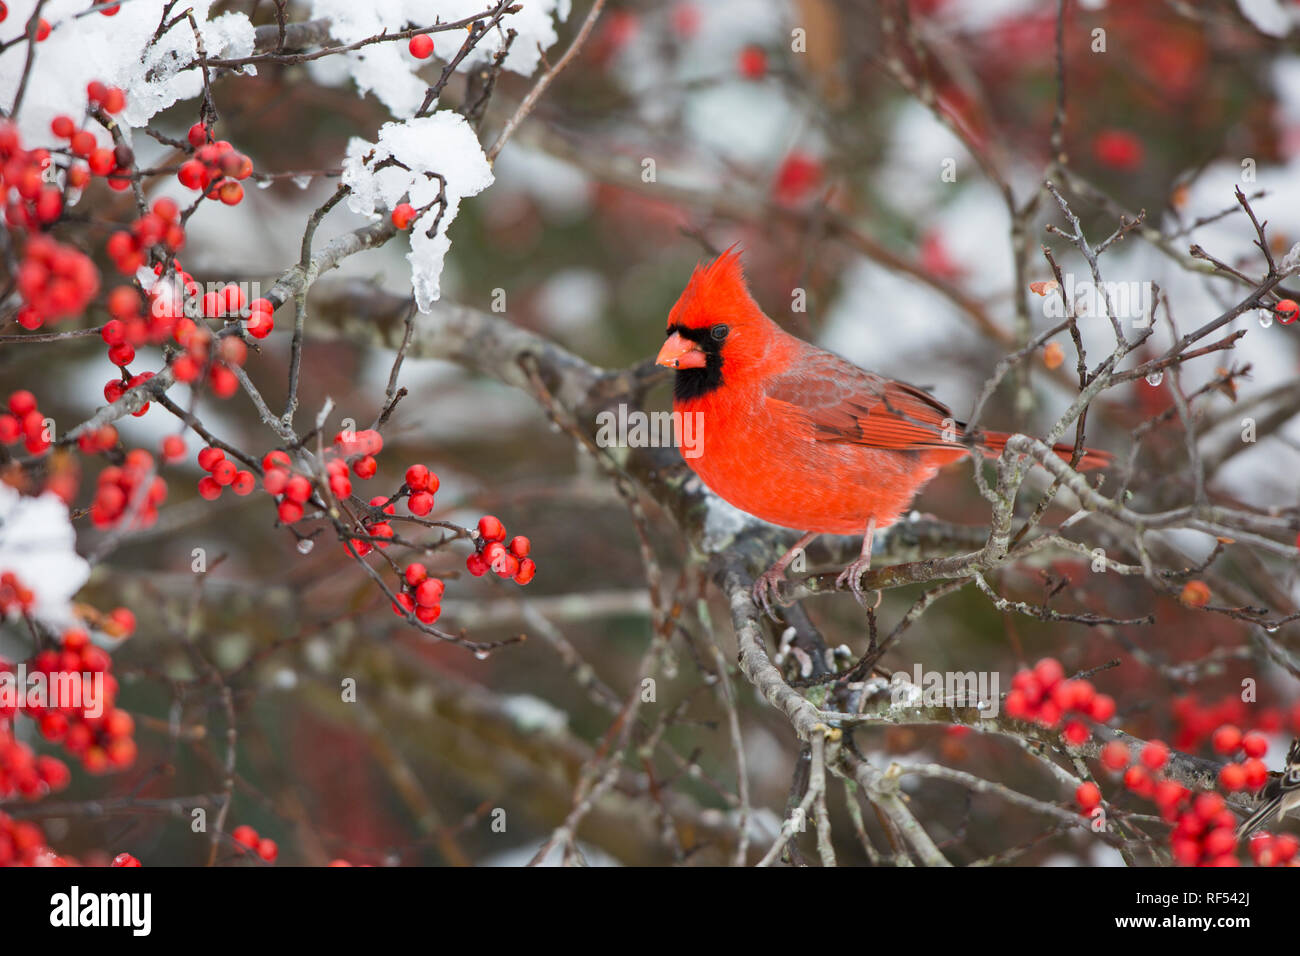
xmin=666 ymin=322 xmax=727 ymax=400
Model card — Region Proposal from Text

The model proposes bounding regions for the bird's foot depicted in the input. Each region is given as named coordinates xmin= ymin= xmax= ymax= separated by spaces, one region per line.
xmin=836 ymin=558 xmax=882 ymax=611
xmin=752 ymin=566 xmax=791 ymax=621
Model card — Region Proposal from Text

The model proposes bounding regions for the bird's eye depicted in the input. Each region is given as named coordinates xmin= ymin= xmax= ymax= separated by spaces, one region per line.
xmin=710 ymin=324 xmax=729 ymax=341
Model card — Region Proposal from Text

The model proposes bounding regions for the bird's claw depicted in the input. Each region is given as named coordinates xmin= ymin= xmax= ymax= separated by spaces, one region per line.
xmin=752 ymin=568 xmax=789 ymax=621
xmin=836 ymin=559 xmax=882 ymax=611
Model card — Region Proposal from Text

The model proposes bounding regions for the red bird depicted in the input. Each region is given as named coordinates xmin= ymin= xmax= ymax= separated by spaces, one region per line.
xmin=655 ymin=248 xmax=1110 ymax=615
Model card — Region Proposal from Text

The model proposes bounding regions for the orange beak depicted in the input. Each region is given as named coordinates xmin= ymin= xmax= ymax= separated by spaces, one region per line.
xmin=656 ymin=332 xmax=708 ymax=370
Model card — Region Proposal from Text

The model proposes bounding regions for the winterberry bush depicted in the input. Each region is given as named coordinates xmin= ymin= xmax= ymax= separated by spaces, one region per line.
xmin=1 ymin=0 xmax=1300 ymax=872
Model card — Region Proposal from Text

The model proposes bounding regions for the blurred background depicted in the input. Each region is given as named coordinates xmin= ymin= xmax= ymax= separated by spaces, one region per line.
xmin=4 ymin=0 xmax=1300 ymax=866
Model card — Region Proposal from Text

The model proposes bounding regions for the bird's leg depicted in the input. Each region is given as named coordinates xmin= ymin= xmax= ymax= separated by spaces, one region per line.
xmin=753 ymin=531 xmax=820 ymax=621
xmin=836 ymin=517 xmax=882 ymax=610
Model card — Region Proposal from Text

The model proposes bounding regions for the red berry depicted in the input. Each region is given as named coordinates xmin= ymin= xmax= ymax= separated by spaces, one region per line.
xmin=232 ymin=825 xmax=259 ymax=851
xmin=1242 ymin=758 xmax=1269 ymax=790
xmin=197 ymin=446 xmax=225 ymax=471
xmin=177 ymin=159 xmax=207 ymax=190
xmin=107 ymin=342 xmax=135 ymax=367
xmin=262 ymin=450 xmax=291 ymax=470
xmin=353 ymin=455 xmax=377 ymax=480
xmin=277 ymin=499 xmax=303 ymax=523
xmin=1033 ymin=658 xmax=1065 ymax=690
xmin=1100 ymin=740 xmax=1130 ymax=771
xmin=1089 ymin=694 xmax=1116 ymax=723
xmin=404 ymin=464 xmax=430 ymax=490
xmin=263 ymin=468 xmax=289 ymax=495
xmin=408 ymin=34 xmax=433 ymax=58
xmin=256 ymin=838 xmax=278 ymax=863
xmin=1241 ymin=732 xmax=1268 ymax=759
xmin=408 ymin=491 xmax=434 ymax=515
xmin=161 ymin=434 xmax=186 ymax=461
xmin=737 ymin=45 xmax=767 ymax=79
xmin=404 ymin=563 xmax=428 ymax=587
xmin=507 ymin=535 xmax=530 ymax=558
xmin=1218 ymin=762 xmax=1247 ymax=792
xmin=415 ymin=578 xmax=444 ymax=607
xmin=187 ymin=122 xmax=208 ymax=148
xmin=513 ymin=557 xmax=536 ymax=585
xmin=1075 ymin=782 xmax=1101 ymax=811
xmin=466 ymin=552 xmax=489 ymax=577
xmin=391 ymin=203 xmax=417 ymax=229
xmin=231 ymin=470 xmax=255 ymax=495
xmin=1212 ymin=725 xmax=1243 ymax=756
xmin=197 ymin=476 xmax=222 ymax=500
xmin=51 ymin=115 xmax=75 ymax=138
xmin=1275 ymin=299 xmax=1298 ymax=324
xmin=1063 ymin=720 xmax=1089 ymax=745
xmin=111 ymin=853 xmax=142 ymax=867
xmin=1140 ymin=740 xmax=1169 ymax=771
xmin=283 ymin=474 xmax=311 ymax=503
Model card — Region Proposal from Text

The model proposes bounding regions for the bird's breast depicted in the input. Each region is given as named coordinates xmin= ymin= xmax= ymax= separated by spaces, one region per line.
xmin=674 ymin=390 xmax=943 ymax=535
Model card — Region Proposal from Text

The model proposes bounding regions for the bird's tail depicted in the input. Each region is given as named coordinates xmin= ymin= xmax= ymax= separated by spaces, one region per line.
xmin=1236 ymin=793 xmax=1283 ymax=840
xmin=980 ymin=430 xmax=1112 ymax=472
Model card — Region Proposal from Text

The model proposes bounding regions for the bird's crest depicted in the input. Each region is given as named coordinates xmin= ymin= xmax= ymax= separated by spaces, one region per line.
xmin=667 ymin=244 xmax=761 ymax=331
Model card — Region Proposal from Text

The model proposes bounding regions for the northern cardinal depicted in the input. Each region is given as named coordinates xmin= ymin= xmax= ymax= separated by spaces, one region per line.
xmin=654 ymin=248 xmax=1111 ymax=615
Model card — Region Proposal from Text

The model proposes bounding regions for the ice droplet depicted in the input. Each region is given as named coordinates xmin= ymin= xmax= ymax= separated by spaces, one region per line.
xmin=474 ymin=650 xmax=490 ymax=661
xmin=1145 ymin=369 xmax=1164 ymax=387
xmin=1259 ymin=310 xmax=1274 ymax=328
xmin=255 ymin=177 xmax=273 ymax=190
xmin=297 ymin=538 xmax=314 ymax=554
xmin=291 ymin=174 xmax=311 ymax=190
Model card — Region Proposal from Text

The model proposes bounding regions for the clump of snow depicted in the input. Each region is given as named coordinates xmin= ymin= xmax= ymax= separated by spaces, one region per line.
xmin=0 ymin=484 xmax=91 ymax=628
xmin=0 ymin=0 xmax=255 ymax=151
xmin=307 ymin=0 xmax=570 ymax=117
xmin=341 ymin=113 xmax=494 ymax=311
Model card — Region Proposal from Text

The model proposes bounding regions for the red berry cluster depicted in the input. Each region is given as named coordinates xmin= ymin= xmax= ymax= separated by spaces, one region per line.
xmin=1168 ymin=793 xmax=1241 ymax=867
xmin=466 ymin=516 xmax=536 ymax=585
xmin=1171 ymin=693 xmax=1298 ymax=751
xmin=105 ymin=196 xmax=185 ymax=275
xmin=178 ymin=131 xmax=253 ymax=206
xmin=75 ymin=423 xmax=118 ymax=456
xmin=231 ymin=824 xmax=278 ymax=863
xmin=394 ymin=562 xmax=444 ymax=624
xmin=0 ymin=812 xmax=55 ymax=867
xmin=1092 ymin=738 xmax=1273 ymax=866
xmin=90 ymin=449 xmax=167 ymax=528
xmin=261 ymin=449 xmax=314 ymax=524
xmin=6 ymin=624 xmax=135 ymax=777
xmin=0 ymin=721 xmax=70 ymax=800
xmin=0 ymin=571 xmax=34 ymax=616
xmin=13 ymin=235 xmax=99 ymax=329
xmin=0 ymin=390 xmax=50 ymax=455
xmin=402 ymin=463 xmax=438 ymax=515
xmin=103 ymin=368 xmax=156 ymax=414
xmin=351 ymin=495 xmax=395 ymax=556
xmin=1247 ymin=832 xmax=1299 ymax=867
xmin=1211 ymin=726 xmax=1272 ymax=793
xmin=1004 ymin=657 xmax=1115 ymax=740
xmin=195 ymin=446 xmax=255 ymax=501
xmin=1 ymin=122 xmax=65 ymax=231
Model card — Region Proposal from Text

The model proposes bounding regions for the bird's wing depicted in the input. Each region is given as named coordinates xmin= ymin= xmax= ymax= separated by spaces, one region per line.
xmin=764 ymin=349 xmax=961 ymax=451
